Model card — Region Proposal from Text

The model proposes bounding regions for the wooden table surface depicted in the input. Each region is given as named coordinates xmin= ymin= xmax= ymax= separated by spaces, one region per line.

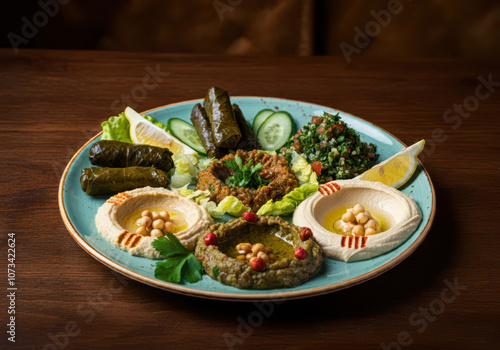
xmin=1 ymin=49 xmax=499 ymax=350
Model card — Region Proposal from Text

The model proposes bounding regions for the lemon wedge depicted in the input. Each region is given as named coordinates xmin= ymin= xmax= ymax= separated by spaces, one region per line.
xmin=124 ymin=107 xmax=197 ymax=155
xmin=357 ymin=140 xmax=425 ymax=188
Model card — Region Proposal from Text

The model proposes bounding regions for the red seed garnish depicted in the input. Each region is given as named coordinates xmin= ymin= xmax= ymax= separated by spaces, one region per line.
xmin=250 ymin=257 xmax=266 ymax=272
xmin=242 ymin=212 xmax=258 ymax=222
xmin=294 ymin=247 xmax=308 ymax=260
xmin=299 ymin=227 xmax=313 ymax=241
xmin=204 ymin=233 xmax=218 ymax=246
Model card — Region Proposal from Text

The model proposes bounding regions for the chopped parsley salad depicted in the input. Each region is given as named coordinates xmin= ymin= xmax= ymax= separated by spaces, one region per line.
xmin=281 ymin=112 xmax=378 ymax=183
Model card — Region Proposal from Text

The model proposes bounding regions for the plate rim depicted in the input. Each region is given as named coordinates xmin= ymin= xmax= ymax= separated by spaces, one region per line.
xmin=58 ymin=96 xmax=436 ymax=302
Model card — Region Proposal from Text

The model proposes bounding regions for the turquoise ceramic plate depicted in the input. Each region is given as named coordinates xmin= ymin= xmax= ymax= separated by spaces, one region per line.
xmin=59 ymin=97 xmax=435 ymax=301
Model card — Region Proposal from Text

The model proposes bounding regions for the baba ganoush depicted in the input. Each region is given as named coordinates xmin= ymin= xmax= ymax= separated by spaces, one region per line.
xmin=293 ymin=180 xmax=422 ymax=262
xmin=95 ymin=186 xmax=213 ymax=259
xmin=195 ymin=216 xmax=323 ymax=289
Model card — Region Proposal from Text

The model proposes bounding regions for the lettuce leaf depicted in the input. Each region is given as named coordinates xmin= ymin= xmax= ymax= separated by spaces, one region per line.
xmin=101 ymin=112 xmax=169 ymax=143
xmin=174 ymin=185 xmax=250 ymax=219
xmin=101 ymin=114 xmax=132 ymax=143
xmin=256 ymin=183 xmax=318 ymax=216
xmin=290 ymin=151 xmax=318 ymax=185
xmin=170 ymin=154 xmax=215 ymax=190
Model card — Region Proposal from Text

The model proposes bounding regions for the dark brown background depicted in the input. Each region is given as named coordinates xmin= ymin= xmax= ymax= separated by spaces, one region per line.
xmin=1 ymin=0 xmax=500 ymax=349
xmin=2 ymin=0 xmax=500 ymax=60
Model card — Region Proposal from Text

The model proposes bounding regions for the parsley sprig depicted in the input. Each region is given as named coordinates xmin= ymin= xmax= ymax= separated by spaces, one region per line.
xmin=224 ymin=156 xmax=270 ymax=189
xmin=152 ymin=232 xmax=203 ymax=284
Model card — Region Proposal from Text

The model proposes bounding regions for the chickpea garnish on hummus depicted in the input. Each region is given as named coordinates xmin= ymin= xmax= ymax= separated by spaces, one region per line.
xmin=135 ymin=210 xmax=177 ymax=237
xmin=333 ymin=204 xmax=381 ymax=237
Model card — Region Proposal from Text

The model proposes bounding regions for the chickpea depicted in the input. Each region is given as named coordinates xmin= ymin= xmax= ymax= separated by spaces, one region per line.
xmin=364 ymin=219 xmax=379 ymax=230
xmin=135 ymin=218 xmax=143 ymax=227
xmin=334 ymin=220 xmax=343 ymax=232
xmin=342 ymin=222 xmax=355 ymax=233
xmin=236 ymin=243 xmax=252 ymax=255
xmin=364 ymin=211 xmax=372 ymax=219
xmin=251 ymin=243 xmax=266 ymax=255
xmin=365 ymin=228 xmax=377 ymax=236
xmin=141 ymin=210 xmax=152 ymax=218
xmin=141 ymin=216 xmax=152 ymax=228
xmin=352 ymin=204 xmax=365 ymax=215
xmin=146 ymin=226 xmax=153 ymax=234
xmin=151 ymin=229 xmax=163 ymax=237
xmin=152 ymin=219 xmax=165 ymax=230
xmin=152 ymin=212 xmax=161 ymax=221
xmin=236 ymin=255 xmax=246 ymax=261
xmin=257 ymin=251 xmax=269 ymax=263
xmin=164 ymin=221 xmax=176 ymax=233
xmin=342 ymin=211 xmax=356 ymax=223
xmin=268 ymin=253 xmax=277 ymax=261
xmin=136 ymin=227 xmax=148 ymax=236
xmin=159 ymin=211 xmax=170 ymax=222
xmin=352 ymin=224 xmax=365 ymax=236
xmin=356 ymin=212 xmax=369 ymax=225
xmin=246 ymin=253 xmax=254 ymax=260
xmin=266 ymin=247 xmax=274 ymax=254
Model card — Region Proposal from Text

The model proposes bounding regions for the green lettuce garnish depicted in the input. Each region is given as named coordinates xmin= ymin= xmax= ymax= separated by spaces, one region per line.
xmin=101 ymin=112 xmax=169 ymax=143
xmin=256 ymin=183 xmax=319 ymax=216
xmin=101 ymin=114 xmax=132 ymax=143
xmin=170 ymin=154 xmax=214 ymax=190
xmin=290 ymin=151 xmax=318 ymax=185
xmin=174 ymin=185 xmax=250 ymax=218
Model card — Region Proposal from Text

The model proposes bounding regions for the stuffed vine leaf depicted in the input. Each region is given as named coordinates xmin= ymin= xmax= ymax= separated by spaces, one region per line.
xmin=232 ymin=104 xmax=262 ymax=151
xmin=80 ymin=166 xmax=170 ymax=196
xmin=190 ymin=103 xmax=227 ymax=159
xmin=89 ymin=140 xmax=174 ymax=172
xmin=204 ymin=86 xmax=241 ymax=148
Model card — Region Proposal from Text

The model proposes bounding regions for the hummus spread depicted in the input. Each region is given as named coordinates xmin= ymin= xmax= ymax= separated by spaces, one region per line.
xmin=293 ymin=180 xmax=422 ymax=262
xmin=96 ymin=186 xmax=213 ymax=259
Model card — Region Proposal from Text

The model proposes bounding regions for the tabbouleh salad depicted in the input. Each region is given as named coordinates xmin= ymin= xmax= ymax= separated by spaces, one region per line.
xmin=281 ymin=112 xmax=378 ymax=183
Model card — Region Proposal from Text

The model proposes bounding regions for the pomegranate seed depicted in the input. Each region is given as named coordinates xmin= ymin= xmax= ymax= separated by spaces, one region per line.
xmin=204 ymin=233 xmax=218 ymax=246
xmin=242 ymin=212 xmax=258 ymax=222
xmin=299 ymin=227 xmax=313 ymax=241
xmin=250 ymin=257 xmax=266 ymax=272
xmin=294 ymin=247 xmax=308 ymax=260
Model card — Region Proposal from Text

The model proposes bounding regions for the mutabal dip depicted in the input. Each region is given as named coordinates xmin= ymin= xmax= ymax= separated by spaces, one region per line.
xmin=195 ymin=216 xmax=323 ymax=289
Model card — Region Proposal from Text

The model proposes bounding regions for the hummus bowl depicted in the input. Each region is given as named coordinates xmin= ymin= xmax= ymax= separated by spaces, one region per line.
xmin=59 ymin=96 xmax=435 ymax=301
xmin=293 ymin=180 xmax=422 ymax=262
xmin=95 ymin=187 xmax=213 ymax=259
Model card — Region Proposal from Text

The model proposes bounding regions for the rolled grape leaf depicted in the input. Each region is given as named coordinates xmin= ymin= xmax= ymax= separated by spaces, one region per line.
xmin=232 ymin=104 xmax=261 ymax=151
xmin=203 ymin=86 xmax=241 ymax=148
xmin=190 ymin=104 xmax=227 ymax=159
xmin=80 ymin=166 xmax=170 ymax=196
xmin=89 ymin=140 xmax=174 ymax=173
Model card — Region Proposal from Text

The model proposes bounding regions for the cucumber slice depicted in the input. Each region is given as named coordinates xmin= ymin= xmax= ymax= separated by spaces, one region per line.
xmin=252 ymin=109 xmax=275 ymax=135
xmin=167 ymin=118 xmax=207 ymax=155
xmin=257 ymin=111 xmax=294 ymax=151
